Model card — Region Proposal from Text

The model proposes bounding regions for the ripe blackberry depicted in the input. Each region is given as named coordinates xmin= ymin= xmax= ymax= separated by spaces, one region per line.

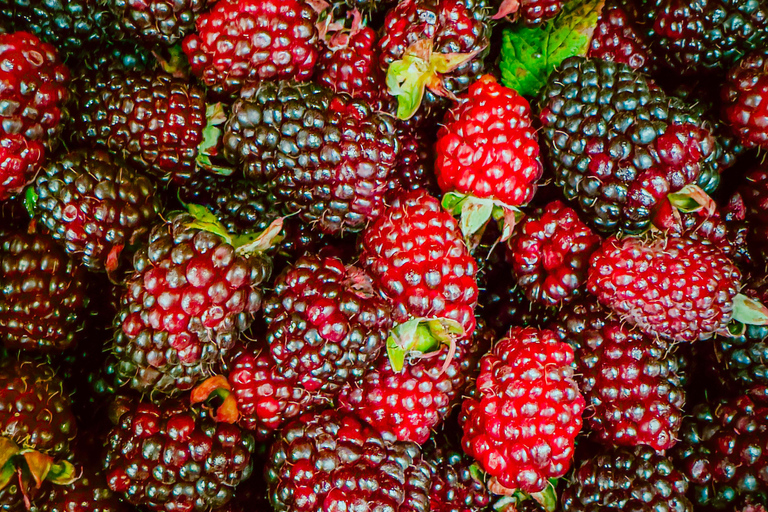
xmin=182 ymin=0 xmax=321 ymax=98
xmin=538 ymin=57 xmax=720 ymax=235
xmin=0 ymin=134 xmax=44 ymax=201
xmin=645 ymin=0 xmax=768 ymax=75
xmin=30 ymin=149 xmax=160 ymax=273
xmin=0 ymin=358 xmax=78 ymax=510
xmin=673 ymin=388 xmax=768 ymax=509
xmin=588 ymin=2 xmax=656 ymax=73
xmin=222 ymin=80 xmax=399 ymax=235
xmin=378 ymin=0 xmax=492 ymax=120
xmin=550 ymin=298 xmax=686 ymax=451
xmin=435 ymin=74 xmax=543 ymax=209
xmin=112 ymin=211 xmax=273 ymax=395
xmin=70 ymin=67 xmax=208 ymax=183
xmin=460 ymin=326 xmax=585 ymax=494
xmin=723 ymin=50 xmax=768 ymax=149
xmin=518 ymin=0 xmax=564 ymax=26
xmin=739 ymin=168 xmax=768 ymax=270
xmin=562 ymin=445 xmax=693 ymax=511
xmin=264 ymin=255 xmax=392 ymax=395
xmin=108 ymin=0 xmax=213 ymax=45
xmin=507 ymin=201 xmax=601 ymax=306
xmin=588 ymin=235 xmax=741 ymax=343
xmin=388 ymin=124 xmax=439 ymax=201
xmin=0 ymin=31 xmax=69 ymax=145
xmin=104 ymin=397 xmax=254 ymax=511
xmin=0 ymin=231 xmax=88 ymax=351
xmin=266 ymin=409 xmax=433 ymax=512
xmin=177 ymin=170 xmax=329 ymax=260
xmin=48 ymin=462 xmax=128 ymax=512
xmin=338 ymin=319 xmax=491 ymax=444
xmin=359 ymin=191 xmax=479 ymax=335
xmin=705 ymin=323 xmax=768 ymax=395
xmin=423 ymin=433 xmax=491 ymax=512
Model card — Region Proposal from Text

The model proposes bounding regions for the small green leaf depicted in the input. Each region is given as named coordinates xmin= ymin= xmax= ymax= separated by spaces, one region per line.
xmin=530 ymin=482 xmax=558 ymax=512
xmin=0 ymin=463 xmax=14 ymax=490
xmin=668 ymin=184 xmax=717 ymax=215
xmin=459 ymin=197 xmax=494 ymax=240
xmin=441 ymin=192 xmax=467 ymax=214
xmin=386 ymin=336 xmax=407 ymax=373
xmin=46 ymin=460 xmax=78 ymax=486
xmin=186 ymin=204 xmax=233 ymax=244
xmin=19 ymin=450 xmax=52 ymax=488
xmin=386 ymin=54 xmax=431 ymax=120
xmin=500 ymin=0 xmax=605 ymax=97
xmin=732 ymin=294 xmax=768 ymax=326
xmin=0 ymin=438 xmax=19 ymax=472
xmin=233 ymin=218 xmax=284 ymax=255
xmin=469 ymin=463 xmax=485 ymax=484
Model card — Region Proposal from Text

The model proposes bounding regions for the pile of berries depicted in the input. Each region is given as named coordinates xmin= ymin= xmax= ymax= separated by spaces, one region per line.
xmin=1 ymin=0 xmax=768 ymax=511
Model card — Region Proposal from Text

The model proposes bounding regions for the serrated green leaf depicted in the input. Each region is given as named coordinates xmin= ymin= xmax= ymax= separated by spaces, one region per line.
xmin=500 ymin=0 xmax=605 ymax=97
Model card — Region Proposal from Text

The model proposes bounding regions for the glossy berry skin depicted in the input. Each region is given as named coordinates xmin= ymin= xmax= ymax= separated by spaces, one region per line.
xmin=460 ymin=326 xmax=585 ymax=493
xmin=0 ymin=31 xmax=69 ymax=145
xmin=359 ymin=192 xmax=479 ymax=335
xmin=588 ymin=235 xmax=741 ymax=343
xmin=378 ymin=0 xmax=491 ymax=120
xmin=31 ymin=149 xmax=160 ymax=272
xmin=222 ymin=81 xmax=399 ymax=235
xmin=0 ymin=358 xmax=78 ymax=510
xmin=227 ymin=347 xmax=329 ymax=441
xmin=722 ymin=50 xmax=768 ymax=149
xmin=0 ymin=231 xmax=88 ymax=352
xmin=538 ymin=57 xmax=720 ymax=235
xmin=588 ymin=4 xmax=655 ymax=73
xmin=104 ymin=398 xmax=254 ymax=512
xmin=705 ymin=323 xmax=768 ymax=394
xmin=507 ymin=201 xmax=601 ymax=306
xmin=264 ymin=255 xmax=392 ymax=395
xmin=108 ymin=0 xmax=212 ymax=45
xmin=388 ymin=125 xmax=439 ymax=201
xmin=338 ymin=320 xmax=492 ymax=444
xmin=182 ymin=0 xmax=320 ymax=98
xmin=551 ymin=299 xmax=686 ymax=451
xmin=435 ymin=75 xmax=542 ymax=206
xmin=673 ymin=389 xmax=768 ymax=509
xmin=265 ymin=409 xmax=433 ymax=512
xmin=48 ymin=463 xmax=128 ymax=512
xmin=316 ymin=21 xmax=384 ymax=106
xmin=647 ymin=0 xmax=768 ymax=75
xmin=519 ymin=0 xmax=563 ymax=25
xmin=0 ymin=134 xmax=44 ymax=201
xmin=739 ymin=169 xmax=768 ymax=269
xmin=424 ymin=435 xmax=491 ymax=512
xmin=112 ymin=212 xmax=271 ymax=395
xmin=71 ymin=68 xmax=206 ymax=183
xmin=562 ymin=445 xmax=693 ymax=512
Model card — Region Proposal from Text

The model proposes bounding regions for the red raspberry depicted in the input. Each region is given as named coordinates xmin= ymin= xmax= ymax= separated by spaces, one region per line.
xmin=460 ymin=326 xmax=585 ymax=493
xmin=435 ymin=75 xmax=542 ymax=207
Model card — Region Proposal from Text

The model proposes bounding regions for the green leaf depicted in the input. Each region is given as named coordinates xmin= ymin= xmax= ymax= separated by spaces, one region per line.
xmin=732 ymin=294 xmax=768 ymax=326
xmin=500 ymin=0 xmax=604 ymax=97
xmin=24 ymin=187 xmax=38 ymax=218
xmin=46 ymin=460 xmax=78 ymax=486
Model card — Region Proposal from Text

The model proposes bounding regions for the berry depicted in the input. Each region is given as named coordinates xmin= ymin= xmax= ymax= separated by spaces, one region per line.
xmin=222 ymin=80 xmax=399 ymax=235
xmin=359 ymin=191 xmax=479 ymax=335
xmin=48 ymin=462 xmax=128 ymax=512
xmin=30 ymin=149 xmax=161 ymax=272
xmin=70 ymin=67 xmax=208 ymax=183
xmin=0 ymin=231 xmax=88 ymax=351
xmin=264 ymin=255 xmax=392 ymax=395
xmin=112 ymin=211 xmax=273 ymax=395
xmin=108 ymin=0 xmax=212 ymax=45
xmin=739 ymin=168 xmax=768 ymax=270
xmin=722 ymin=50 xmax=768 ymax=150
xmin=388 ymin=124 xmax=440 ymax=201
xmin=562 ymin=445 xmax=693 ymax=511
xmin=0 ymin=31 xmax=70 ymax=144
xmin=672 ymin=388 xmax=768 ymax=509
xmin=588 ymin=2 xmax=656 ymax=73
xmin=435 ymin=74 xmax=543 ymax=207
xmin=538 ymin=57 xmax=720 ymax=234
xmin=338 ymin=320 xmax=492 ymax=444
xmin=518 ymin=0 xmax=564 ymax=26
xmin=0 ymin=134 xmax=44 ymax=201
xmin=587 ymin=235 xmax=741 ymax=342
xmin=550 ymin=298 xmax=686 ymax=451
xmin=424 ymin=433 xmax=491 ymax=512
xmin=507 ymin=201 xmax=601 ymax=306
xmin=182 ymin=0 xmax=321 ymax=98
xmin=103 ymin=397 xmax=254 ymax=511
xmin=0 ymin=358 xmax=78 ymax=510
xmin=460 ymin=326 xmax=585 ymax=494
xmin=265 ymin=409 xmax=433 ymax=512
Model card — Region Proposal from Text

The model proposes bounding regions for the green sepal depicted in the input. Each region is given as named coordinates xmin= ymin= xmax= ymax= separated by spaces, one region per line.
xmin=386 ymin=319 xmax=424 ymax=373
xmin=732 ymin=294 xmax=768 ymax=326
xmin=500 ymin=0 xmax=604 ymax=97
xmin=469 ymin=463 xmax=485 ymax=484
xmin=386 ymin=317 xmax=465 ymax=372
xmin=19 ymin=450 xmax=52 ymax=488
xmin=45 ymin=460 xmax=78 ymax=486
xmin=24 ymin=187 xmax=38 ymax=218
xmin=0 ymin=438 xmax=19 ymax=484
xmin=187 ymin=204 xmax=233 ymax=245
xmin=196 ymin=103 xmax=231 ymax=174
xmin=667 ymin=184 xmax=717 ymax=215
xmin=0 ymin=463 xmax=14 ymax=490
xmin=442 ymin=192 xmax=523 ymax=246
xmin=529 ymin=482 xmax=558 ymax=512
xmin=233 ymin=218 xmax=284 ymax=256
xmin=386 ymin=53 xmax=431 ymax=120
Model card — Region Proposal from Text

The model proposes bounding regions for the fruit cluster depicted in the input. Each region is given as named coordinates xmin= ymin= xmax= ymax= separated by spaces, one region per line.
xmin=0 ymin=0 xmax=768 ymax=511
